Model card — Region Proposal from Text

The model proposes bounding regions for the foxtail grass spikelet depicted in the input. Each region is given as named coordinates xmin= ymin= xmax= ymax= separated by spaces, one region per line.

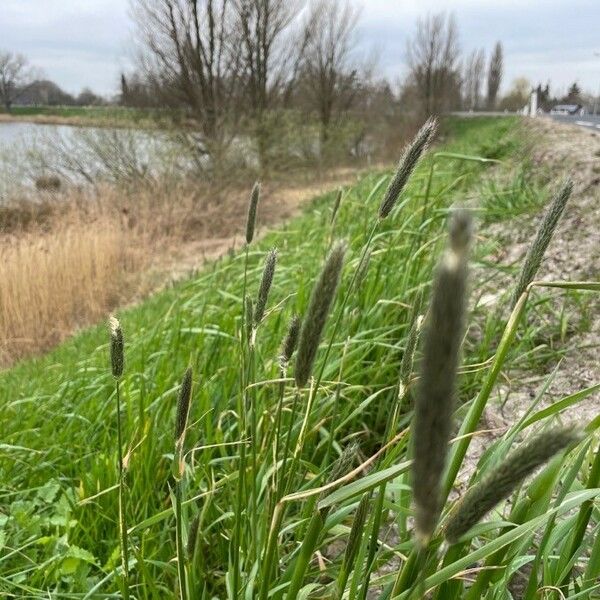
xmin=246 ymin=181 xmax=260 ymax=244
xmin=245 ymin=297 xmax=254 ymax=342
xmin=378 ymin=117 xmax=438 ymax=219
xmin=175 ymin=367 xmax=193 ymax=454
xmin=412 ymin=209 xmax=472 ymax=544
xmin=335 ymin=492 xmax=370 ymax=598
xmin=445 ymin=427 xmax=582 ymax=544
xmin=343 ymin=491 xmax=370 ymax=562
xmin=280 ymin=315 xmax=301 ymax=366
xmin=331 ymin=188 xmax=343 ymax=224
xmin=173 ymin=367 xmax=193 ymax=600
xmin=108 ymin=316 xmax=129 ymax=598
xmin=399 ymin=291 xmax=424 ymax=390
xmin=254 ymin=248 xmax=277 ymax=325
xmin=109 ymin=315 xmax=124 ymax=379
xmin=398 ymin=315 xmax=423 ymax=403
xmin=510 ymin=178 xmax=573 ymax=307
xmin=325 ymin=442 xmax=359 ymax=491
xmin=295 ymin=241 xmax=347 ymax=388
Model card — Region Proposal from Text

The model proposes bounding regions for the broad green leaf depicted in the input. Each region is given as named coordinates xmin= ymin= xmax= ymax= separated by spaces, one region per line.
xmin=520 ymin=384 xmax=600 ymax=430
xmin=318 ymin=461 xmax=411 ymax=510
xmin=411 ymin=490 xmax=600 ymax=598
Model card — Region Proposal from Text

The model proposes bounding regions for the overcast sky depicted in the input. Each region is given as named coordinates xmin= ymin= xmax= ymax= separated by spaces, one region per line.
xmin=1 ymin=0 xmax=599 ymax=98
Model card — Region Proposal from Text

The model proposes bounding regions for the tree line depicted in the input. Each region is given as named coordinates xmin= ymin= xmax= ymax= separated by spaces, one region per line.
xmin=3 ymin=5 xmax=507 ymax=172
xmin=0 ymin=52 xmax=106 ymax=111
xmin=120 ymin=4 xmax=506 ymax=168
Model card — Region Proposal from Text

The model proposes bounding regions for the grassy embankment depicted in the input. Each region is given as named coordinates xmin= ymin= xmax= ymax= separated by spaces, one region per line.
xmin=0 ymin=105 xmax=168 ymax=128
xmin=0 ymin=117 xmax=598 ymax=598
xmin=0 ymin=168 xmax=364 ymax=367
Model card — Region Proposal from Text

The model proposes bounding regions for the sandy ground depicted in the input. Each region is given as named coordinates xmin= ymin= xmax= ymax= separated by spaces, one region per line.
xmin=364 ymin=118 xmax=599 ymax=598
xmin=460 ymin=117 xmax=600 ymax=487
xmin=139 ymin=165 xmax=377 ymax=289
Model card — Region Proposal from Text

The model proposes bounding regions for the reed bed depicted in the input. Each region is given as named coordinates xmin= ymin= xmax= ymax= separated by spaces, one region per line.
xmin=0 ymin=116 xmax=598 ymax=599
xmin=0 ymin=219 xmax=141 ymax=364
xmin=0 ymin=167 xmax=362 ymax=366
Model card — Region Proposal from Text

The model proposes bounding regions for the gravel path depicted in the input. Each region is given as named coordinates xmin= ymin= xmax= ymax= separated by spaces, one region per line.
xmin=461 ymin=117 xmax=600 ymax=488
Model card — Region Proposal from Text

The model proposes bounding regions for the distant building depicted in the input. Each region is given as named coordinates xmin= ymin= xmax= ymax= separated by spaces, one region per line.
xmin=550 ymin=104 xmax=584 ymax=115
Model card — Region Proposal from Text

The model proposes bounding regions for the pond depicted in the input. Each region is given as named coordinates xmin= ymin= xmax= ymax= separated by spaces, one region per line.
xmin=0 ymin=121 xmax=196 ymax=202
xmin=0 ymin=122 xmax=81 ymax=145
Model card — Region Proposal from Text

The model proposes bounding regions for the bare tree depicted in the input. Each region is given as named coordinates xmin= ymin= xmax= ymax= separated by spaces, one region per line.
xmin=462 ymin=48 xmax=485 ymax=110
xmin=406 ymin=13 xmax=461 ymax=116
xmin=234 ymin=0 xmax=307 ymax=166
xmin=302 ymin=0 xmax=360 ymax=145
xmin=0 ymin=51 xmax=32 ymax=112
xmin=132 ymin=0 xmax=241 ymax=160
xmin=499 ymin=77 xmax=530 ymax=111
xmin=486 ymin=41 xmax=503 ymax=109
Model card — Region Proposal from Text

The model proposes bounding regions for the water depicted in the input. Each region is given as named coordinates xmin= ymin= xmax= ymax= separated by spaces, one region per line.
xmin=0 ymin=122 xmax=188 ymax=202
xmin=0 ymin=122 xmax=79 ymax=145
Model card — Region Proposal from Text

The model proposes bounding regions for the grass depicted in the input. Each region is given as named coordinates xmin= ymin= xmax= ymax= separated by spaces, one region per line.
xmin=0 ymin=116 xmax=598 ymax=598
xmin=0 ymin=169 xmax=357 ymax=367
xmin=0 ymin=105 xmax=166 ymax=128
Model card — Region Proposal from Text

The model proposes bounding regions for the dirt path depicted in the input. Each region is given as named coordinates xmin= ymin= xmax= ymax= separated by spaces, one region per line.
xmin=140 ymin=165 xmax=382 ymax=289
xmin=461 ymin=117 xmax=600 ymax=487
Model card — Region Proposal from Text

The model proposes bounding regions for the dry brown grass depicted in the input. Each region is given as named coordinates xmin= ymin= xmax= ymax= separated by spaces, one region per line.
xmin=0 ymin=218 xmax=143 ymax=365
xmin=0 ymin=177 xmax=201 ymax=365
xmin=0 ymin=165 xmax=367 ymax=367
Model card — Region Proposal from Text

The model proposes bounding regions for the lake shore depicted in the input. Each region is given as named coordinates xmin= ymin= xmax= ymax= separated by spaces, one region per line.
xmin=0 ymin=108 xmax=167 ymax=130
xmin=0 ymin=165 xmax=370 ymax=367
xmin=0 ymin=112 xmax=102 ymax=127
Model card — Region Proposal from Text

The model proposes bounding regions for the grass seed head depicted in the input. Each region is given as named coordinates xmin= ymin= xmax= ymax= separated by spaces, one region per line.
xmin=295 ymin=241 xmax=347 ymax=388
xmin=378 ymin=117 xmax=438 ymax=219
xmin=343 ymin=492 xmax=370 ymax=568
xmin=321 ymin=442 xmax=359 ymax=499
xmin=245 ymin=297 xmax=254 ymax=341
xmin=246 ymin=181 xmax=261 ymax=244
xmin=445 ymin=427 xmax=582 ymax=544
xmin=253 ymin=248 xmax=277 ymax=325
xmin=175 ymin=366 xmax=193 ymax=447
xmin=399 ymin=290 xmax=424 ymax=389
xmin=449 ymin=207 xmax=473 ymax=256
xmin=108 ymin=315 xmax=124 ymax=379
xmin=510 ymin=178 xmax=573 ymax=307
xmin=280 ymin=314 xmax=301 ymax=366
xmin=412 ymin=209 xmax=472 ymax=544
xmin=331 ymin=188 xmax=343 ymax=224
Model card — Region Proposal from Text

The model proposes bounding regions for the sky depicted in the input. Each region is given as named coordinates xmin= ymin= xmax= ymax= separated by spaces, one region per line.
xmin=1 ymin=0 xmax=599 ymax=98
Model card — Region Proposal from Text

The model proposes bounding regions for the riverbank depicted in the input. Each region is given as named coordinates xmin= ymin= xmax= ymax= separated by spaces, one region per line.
xmin=4 ymin=115 xmax=598 ymax=598
xmin=0 ymin=165 xmax=371 ymax=367
xmin=0 ymin=106 xmax=168 ymax=129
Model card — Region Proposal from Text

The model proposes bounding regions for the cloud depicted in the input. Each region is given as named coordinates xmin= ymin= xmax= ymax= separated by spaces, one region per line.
xmin=1 ymin=0 xmax=598 ymax=97
xmin=0 ymin=0 xmax=132 ymax=95
xmin=357 ymin=0 xmax=599 ymax=93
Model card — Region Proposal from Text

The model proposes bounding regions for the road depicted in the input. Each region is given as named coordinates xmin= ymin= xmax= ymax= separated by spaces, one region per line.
xmin=452 ymin=112 xmax=600 ymax=132
xmin=548 ymin=114 xmax=600 ymax=131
